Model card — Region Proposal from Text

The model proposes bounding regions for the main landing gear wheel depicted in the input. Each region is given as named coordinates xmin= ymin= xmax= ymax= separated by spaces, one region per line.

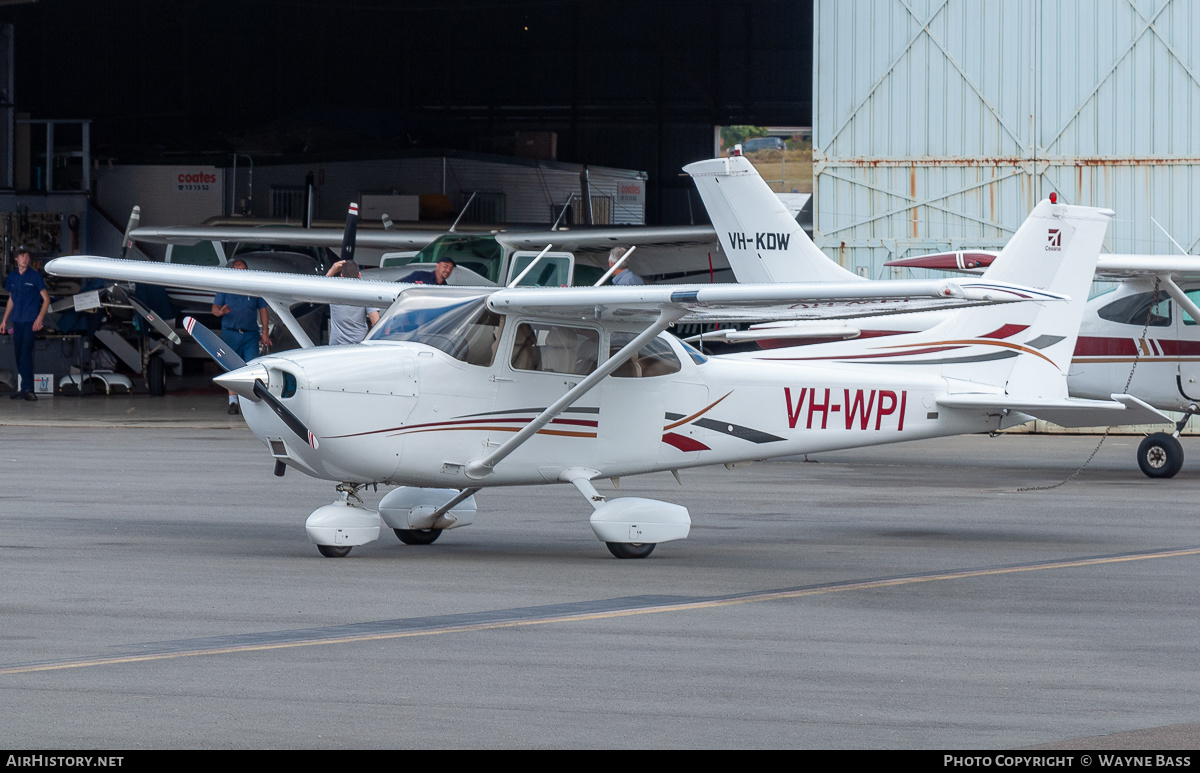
xmin=317 ymin=544 xmax=352 ymax=558
xmin=147 ymin=354 xmax=166 ymax=397
xmin=394 ymin=528 xmax=442 ymax=545
xmin=1138 ymin=433 xmax=1184 ymax=479
xmin=606 ymin=542 xmax=656 ymax=559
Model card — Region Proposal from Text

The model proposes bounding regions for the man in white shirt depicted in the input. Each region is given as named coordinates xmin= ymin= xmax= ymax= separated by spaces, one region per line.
xmin=325 ymin=260 xmax=381 ymax=345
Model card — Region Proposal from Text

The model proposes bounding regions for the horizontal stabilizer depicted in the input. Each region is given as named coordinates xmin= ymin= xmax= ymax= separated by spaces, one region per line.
xmin=937 ymin=393 xmax=1171 ymax=429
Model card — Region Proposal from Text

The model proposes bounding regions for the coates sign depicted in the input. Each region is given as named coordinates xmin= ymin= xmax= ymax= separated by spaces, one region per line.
xmin=177 ymin=171 xmax=218 ymax=191
xmin=617 ymin=181 xmax=643 ymax=204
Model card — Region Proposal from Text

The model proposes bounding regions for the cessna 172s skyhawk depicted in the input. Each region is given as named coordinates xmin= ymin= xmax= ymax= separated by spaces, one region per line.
xmin=686 ymin=155 xmax=1200 ymax=479
xmin=47 ymin=191 xmax=1165 ymax=559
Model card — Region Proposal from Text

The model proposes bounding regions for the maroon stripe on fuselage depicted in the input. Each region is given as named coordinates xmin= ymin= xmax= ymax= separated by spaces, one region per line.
xmin=662 ymin=433 xmax=710 ymax=452
xmin=981 ymin=324 xmax=1028 ymax=340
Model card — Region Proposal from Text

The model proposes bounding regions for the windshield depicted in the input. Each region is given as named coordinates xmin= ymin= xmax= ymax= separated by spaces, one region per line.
xmin=368 ymin=287 xmax=503 ymax=365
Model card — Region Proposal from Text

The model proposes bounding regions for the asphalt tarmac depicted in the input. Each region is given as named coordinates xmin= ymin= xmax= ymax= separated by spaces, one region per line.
xmin=2 ymin=394 xmax=1199 ymax=749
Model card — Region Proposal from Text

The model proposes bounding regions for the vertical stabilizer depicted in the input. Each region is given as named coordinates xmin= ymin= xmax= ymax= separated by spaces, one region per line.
xmin=685 ymin=156 xmax=862 ymax=284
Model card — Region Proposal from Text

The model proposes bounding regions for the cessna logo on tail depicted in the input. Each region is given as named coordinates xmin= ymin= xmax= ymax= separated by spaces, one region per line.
xmin=728 ymin=232 xmax=792 ymax=251
xmin=1047 ymin=229 xmax=1062 ymax=251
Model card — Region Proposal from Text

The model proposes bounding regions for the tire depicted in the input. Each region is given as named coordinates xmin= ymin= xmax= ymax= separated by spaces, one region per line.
xmin=394 ymin=528 xmax=442 ymax=545
xmin=1137 ymin=433 xmax=1184 ymax=479
xmin=317 ymin=544 xmax=352 ymax=558
xmin=147 ymin=354 xmax=166 ymax=396
xmin=606 ymin=542 xmax=656 ymax=559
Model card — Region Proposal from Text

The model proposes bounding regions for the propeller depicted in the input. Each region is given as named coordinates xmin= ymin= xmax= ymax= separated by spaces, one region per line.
xmin=340 ymin=202 xmax=358 ymax=265
xmin=253 ymin=380 xmax=319 ymax=449
xmin=120 ymin=206 xmax=140 ymax=260
xmin=184 ymin=316 xmax=318 ymax=448
xmin=110 ymin=284 xmax=181 ymax=344
xmin=183 ymin=316 xmax=246 ymax=371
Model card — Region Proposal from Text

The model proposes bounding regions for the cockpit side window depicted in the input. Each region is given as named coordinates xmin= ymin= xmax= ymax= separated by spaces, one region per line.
xmin=608 ymin=333 xmax=682 ymax=378
xmin=1097 ymin=292 xmax=1171 ymax=327
xmin=510 ymin=322 xmax=599 ymax=375
xmin=1184 ymin=291 xmax=1200 ymax=326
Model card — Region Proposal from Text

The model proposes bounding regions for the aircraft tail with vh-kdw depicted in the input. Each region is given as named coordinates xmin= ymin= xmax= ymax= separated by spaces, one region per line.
xmin=685 ymin=155 xmax=863 ymax=284
xmin=690 ymin=155 xmax=1169 ymax=428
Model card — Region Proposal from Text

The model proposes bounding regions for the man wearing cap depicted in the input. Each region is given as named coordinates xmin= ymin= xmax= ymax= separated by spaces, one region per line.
xmin=404 ymin=256 xmax=455 ymax=285
xmin=1 ymin=248 xmax=51 ymax=401
xmin=325 ymin=259 xmax=381 ymax=345
xmin=212 ymin=259 xmax=270 ymax=414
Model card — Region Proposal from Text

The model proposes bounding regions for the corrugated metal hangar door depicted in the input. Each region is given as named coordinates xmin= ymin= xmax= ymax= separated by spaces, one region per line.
xmin=813 ymin=0 xmax=1200 ymax=276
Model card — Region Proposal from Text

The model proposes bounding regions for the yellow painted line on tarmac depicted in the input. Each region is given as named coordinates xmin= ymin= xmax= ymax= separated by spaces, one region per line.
xmin=4 ymin=545 xmax=1199 ymax=676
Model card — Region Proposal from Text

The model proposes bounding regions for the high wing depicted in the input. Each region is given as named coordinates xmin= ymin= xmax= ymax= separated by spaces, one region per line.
xmin=493 ymin=225 xmax=718 ymax=255
xmin=129 ymin=225 xmax=441 ymax=251
xmin=45 ymin=256 xmax=403 ymax=308
xmin=887 ymin=250 xmax=1200 ymax=281
xmin=487 ymin=278 xmax=1066 ymax=324
xmin=47 ymin=255 xmax=1063 ymax=324
xmin=130 ymin=223 xmax=720 ymax=258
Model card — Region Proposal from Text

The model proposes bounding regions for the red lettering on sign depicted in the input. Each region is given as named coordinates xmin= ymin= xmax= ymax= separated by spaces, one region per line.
xmin=176 ymin=172 xmax=217 ymax=184
xmin=784 ymin=387 xmax=807 ymax=429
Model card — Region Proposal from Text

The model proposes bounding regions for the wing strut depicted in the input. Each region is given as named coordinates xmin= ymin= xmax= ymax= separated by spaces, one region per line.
xmin=464 ymin=306 xmax=687 ymax=479
xmin=263 ymin=297 xmax=316 ymax=349
xmin=1156 ymin=274 xmax=1200 ymax=330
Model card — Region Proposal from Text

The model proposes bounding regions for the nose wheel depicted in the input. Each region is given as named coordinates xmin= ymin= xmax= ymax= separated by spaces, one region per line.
xmin=606 ymin=542 xmax=656 ymax=559
xmin=317 ymin=544 xmax=352 ymax=558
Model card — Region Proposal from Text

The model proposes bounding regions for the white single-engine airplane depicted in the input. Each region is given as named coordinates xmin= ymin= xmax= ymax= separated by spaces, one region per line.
xmin=688 ymin=155 xmax=1200 ymax=478
xmin=47 ymin=181 xmax=1165 ymax=559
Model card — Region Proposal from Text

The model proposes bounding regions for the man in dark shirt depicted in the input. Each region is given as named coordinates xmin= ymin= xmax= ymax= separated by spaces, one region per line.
xmin=212 ymin=259 xmax=270 ymax=414
xmin=405 ymin=256 xmax=455 ymax=285
xmin=1 ymin=248 xmax=51 ymax=401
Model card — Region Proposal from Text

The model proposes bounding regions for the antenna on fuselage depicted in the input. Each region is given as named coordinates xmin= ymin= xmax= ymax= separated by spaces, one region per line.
xmin=1152 ymin=217 xmax=1191 ymax=256
xmin=551 ymin=193 xmax=574 ymax=231
xmin=448 ymin=192 xmax=478 ymax=233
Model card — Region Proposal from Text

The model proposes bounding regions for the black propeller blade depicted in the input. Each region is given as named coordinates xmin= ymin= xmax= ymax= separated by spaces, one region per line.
xmin=120 ymin=206 xmax=140 ymax=260
xmin=112 ymin=284 xmax=181 ymax=344
xmin=340 ymin=202 xmax=358 ymax=265
xmin=183 ymin=316 xmax=246 ymax=372
xmin=253 ymin=380 xmax=318 ymax=449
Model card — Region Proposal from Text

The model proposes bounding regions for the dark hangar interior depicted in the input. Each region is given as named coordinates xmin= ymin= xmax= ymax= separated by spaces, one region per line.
xmin=5 ymin=0 xmax=812 ymax=224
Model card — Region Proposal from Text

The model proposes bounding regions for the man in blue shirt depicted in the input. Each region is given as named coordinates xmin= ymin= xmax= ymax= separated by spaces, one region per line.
xmin=1 ymin=248 xmax=51 ymax=401
xmin=608 ymin=246 xmax=644 ymax=285
xmin=405 ymin=256 xmax=455 ymax=285
xmin=212 ymin=259 xmax=270 ymax=414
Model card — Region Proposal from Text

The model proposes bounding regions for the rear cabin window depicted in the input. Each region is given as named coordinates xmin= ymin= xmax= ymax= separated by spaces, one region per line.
xmin=1097 ymin=292 xmax=1171 ymax=327
xmin=510 ymin=323 xmax=599 ymax=376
